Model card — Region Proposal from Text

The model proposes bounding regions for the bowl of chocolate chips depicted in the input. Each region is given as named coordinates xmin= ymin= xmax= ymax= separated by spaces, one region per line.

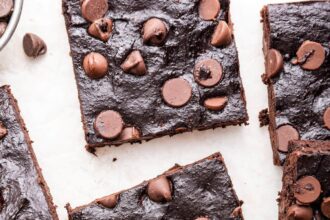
xmin=0 ymin=0 xmax=23 ymax=50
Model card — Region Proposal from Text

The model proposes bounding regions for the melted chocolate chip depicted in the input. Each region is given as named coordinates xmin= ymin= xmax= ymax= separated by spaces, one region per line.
xmin=198 ymin=0 xmax=220 ymax=21
xmin=266 ymin=49 xmax=283 ymax=78
xmin=162 ymin=78 xmax=192 ymax=107
xmin=94 ymin=110 xmax=124 ymax=139
xmin=276 ymin=125 xmax=300 ymax=153
xmin=81 ymin=0 xmax=108 ymax=22
xmin=88 ymin=18 xmax=113 ymax=42
xmin=194 ymin=59 xmax=223 ymax=87
xmin=120 ymin=51 xmax=146 ymax=76
xmin=287 ymin=205 xmax=313 ymax=220
xmin=147 ymin=176 xmax=172 ymax=203
xmin=211 ymin=21 xmax=232 ymax=47
xmin=83 ymin=52 xmax=108 ymax=79
xmin=296 ymin=41 xmax=325 ymax=70
xmin=294 ymin=176 xmax=321 ymax=204
xmin=142 ymin=18 xmax=168 ymax=46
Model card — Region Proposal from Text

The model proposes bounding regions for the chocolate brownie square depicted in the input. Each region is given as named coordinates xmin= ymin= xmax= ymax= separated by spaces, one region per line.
xmin=261 ymin=1 xmax=330 ymax=165
xmin=66 ymin=153 xmax=243 ymax=219
xmin=279 ymin=141 xmax=330 ymax=220
xmin=0 ymin=86 xmax=58 ymax=219
xmin=62 ymin=0 xmax=248 ymax=151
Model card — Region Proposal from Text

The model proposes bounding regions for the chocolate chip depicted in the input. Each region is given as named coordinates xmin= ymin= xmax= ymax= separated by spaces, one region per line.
xmin=118 ymin=127 xmax=141 ymax=141
xmin=231 ymin=207 xmax=243 ymax=218
xmin=0 ymin=122 xmax=7 ymax=139
xmin=204 ymin=96 xmax=228 ymax=111
xmin=83 ymin=52 xmax=108 ymax=79
xmin=321 ymin=197 xmax=330 ymax=218
xmin=276 ymin=124 xmax=299 ymax=153
xmin=266 ymin=49 xmax=283 ymax=78
xmin=23 ymin=33 xmax=47 ymax=58
xmin=211 ymin=21 xmax=232 ymax=47
xmin=147 ymin=176 xmax=172 ymax=203
xmin=94 ymin=110 xmax=124 ymax=139
xmin=96 ymin=194 xmax=119 ymax=209
xmin=0 ymin=0 xmax=13 ymax=18
xmin=81 ymin=0 xmax=108 ymax=22
xmin=296 ymin=41 xmax=325 ymax=70
xmin=198 ymin=0 xmax=220 ymax=21
xmin=294 ymin=176 xmax=321 ymax=204
xmin=120 ymin=51 xmax=146 ymax=76
xmin=0 ymin=22 xmax=7 ymax=37
xmin=142 ymin=18 xmax=168 ymax=46
xmin=287 ymin=205 xmax=313 ymax=220
xmin=162 ymin=78 xmax=192 ymax=107
xmin=194 ymin=59 xmax=223 ymax=87
xmin=323 ymin=107 xmax=330 ymax=130
xmin=88 ymin=18 xmax=113 ymax=42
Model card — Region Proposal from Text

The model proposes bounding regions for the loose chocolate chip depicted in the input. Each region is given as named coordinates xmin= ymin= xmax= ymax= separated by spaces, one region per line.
xmin=296 ymin=41 xmax=325 ymax=70
xmin=83 ymin=52 xmax=108 ymax=79
xmin=162 ymin=78 xmax=192 ymax=107
xmin=147 ymin=176 xmax=172 ymax=203
xmin=142 ymin=18 xmax=168 ymax=46
xmin=0 ymin=22 xmax=7 ymax=37
xmin=276 ymin=125 xmax=299 ymax=153
xmin=94 ymin=110 xmax=124 ymax=139
xmin=0 ymin=0 xmax=13 ymax=18
xmin=198 ymin=0 xmax=220 ymax=21
xmin=88 ymin=18 xmax=113 ymax=42
xmin=120 ymin=51 xmax=146 ymax=76
xmin=0 ymin=123 xmax=7 ymax=139
xmin=81 ymin=0 xmax=108 ymax=22
xmin=287 ymin=205 xmax=313 ymax=220
xmin=321 ymin=197 xmax=330 ymax=218
xmin=194 ymin=59 xmax=223 ymax=87
xmin=96 ymin=194 xmax=119 ymax=209
xmin=323 ymin=107 xmax=330 ymax=130
xmin=118 ymin=127 xmax=141 ymax=141
xmin=294 ymin=176 xmax=321 ymax=204
xmin=211 ymin=21 xmax=232 ymax=47
xmin=23 ymin=33 xmax=47 ymax=58
xmin=204 ymin=96 xmax=228 ymax=111
xmin=266 ymin=49 xmax=283 ymax=78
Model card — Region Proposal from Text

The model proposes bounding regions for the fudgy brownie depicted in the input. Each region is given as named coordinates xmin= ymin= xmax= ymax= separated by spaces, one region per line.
xmin=0 ymin=86 xmax=58 ymax=219
xmin=66 ymin=152 xmax=244 ymax=219
xmin=62 ymin=0 xmax=248 ymax=151
xmin=261 ymin=1 xmax=330 ymax=165
xmin=279 ymin=140 xmax=330 ymax=220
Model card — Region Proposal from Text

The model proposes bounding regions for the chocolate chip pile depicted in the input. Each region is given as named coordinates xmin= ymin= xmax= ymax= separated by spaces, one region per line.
xmin=0 ymin=0 xmax=14 ymax=38
xmin=80 ymin=0 xmax=234 ymax=140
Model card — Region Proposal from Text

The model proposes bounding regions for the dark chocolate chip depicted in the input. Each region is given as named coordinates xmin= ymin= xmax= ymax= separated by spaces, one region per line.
xmin=120 ymin=51 xmax=146 ymax=76
xmin=83 ymin=52 xmax=108 ymax=79
xmin=118 ymin=127 xmax=141 ymax=141
xmin=0 ymin=0 xmax=13 ymax=18
xmin=323 ymin=107 xmax=330 ymax=130
xmin=211 ymin=21 xmax=232 ymax=47
xmin=147 ymin=176 xmax=172 ymax=203
xmin=276 ymin=125 xmax=299 ymax=153
xmin=0 ymin=22 xmax=7 ymax=37
xmin=204 ymin=96 xmax=228 ymax=111
xmin=96 ymin=194 xmax=119 ymax=209
xmin=266 ymin=49 xmax=283 ymax=78
xmin=194 ymin=59 xmax=223 ymax=87
xmin=142 ymin=18 xmax=168 ymax=46
xmin=94 ymin=110 xmax=124 ymax=139
xmin=287 ymin=205 xmax=313 ymax=220
xmin=321 ymin=197 xmax=330 ymax=218
xmin=81 ymin=0 xmax=108 ymax=22
xmin=162 ymin=78 xmax=192 ymax=107
xmin=88 ymin=18 xmax=113 ymax=42
xmin=198 ymin=0 xmax=220 ymax=21
xmin=296 ymin=41 xmax=325 ymax=70
xmin=231 ymin=207 xmax=242 ymax=218
xmin=0 ymin=122 xmax=7 ymax=139
xmin=23 ymin=33 xmax=47 ymax=58
xmin=294 ymin=176 xmax=321 ymax=204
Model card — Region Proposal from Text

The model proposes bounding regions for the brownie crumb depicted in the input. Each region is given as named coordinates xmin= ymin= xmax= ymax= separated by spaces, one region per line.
xmin=112 ymin=158 xmax=117 ymax=162
xmin=259 ymin=108 xmax=269 ymax=127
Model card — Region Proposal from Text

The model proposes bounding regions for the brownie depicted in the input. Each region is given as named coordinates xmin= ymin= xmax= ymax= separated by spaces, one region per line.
xmin=0 ymin=86 xmax=58 ymax=219
xmin=62 ymin=0 xmax=248 ymax=151
xmin=260 ymin=1 xmax=330 ymax=165
xmin=66 ymin=152 xmax=244 ymax=219
xmin=279 ymin=140 xmax=330 ymax=220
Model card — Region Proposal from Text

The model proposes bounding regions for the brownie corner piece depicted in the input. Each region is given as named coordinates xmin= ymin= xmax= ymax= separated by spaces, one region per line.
xmin=67 ymin=152 xmax=244 ymax=219
xmin=0 ymin=85 xmax=58 ymax=219
xmin=62 ymin=0 xmax=248 ymax=150
xmin=279 ymin=140 xmax=330 ymax=220
xmin=260 ymin=1 xmax=330 ymax=165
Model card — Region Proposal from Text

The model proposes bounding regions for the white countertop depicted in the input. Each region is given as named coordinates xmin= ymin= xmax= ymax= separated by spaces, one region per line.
xmin=0 ymin=0 xmax=305 ymax=219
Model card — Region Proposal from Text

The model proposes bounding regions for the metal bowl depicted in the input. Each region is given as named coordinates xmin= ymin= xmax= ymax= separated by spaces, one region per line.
xmin=0 ymin=0 xmax=24 ymax=51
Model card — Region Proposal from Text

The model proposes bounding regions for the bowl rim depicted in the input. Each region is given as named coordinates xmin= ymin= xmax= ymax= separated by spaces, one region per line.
xmin=0 ymin=0 xmax=24 ymax=51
